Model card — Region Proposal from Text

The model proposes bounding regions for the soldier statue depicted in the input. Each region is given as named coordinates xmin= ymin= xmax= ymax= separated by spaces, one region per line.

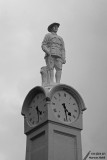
xmin=41 ymin=22 xmax=66 ymax=86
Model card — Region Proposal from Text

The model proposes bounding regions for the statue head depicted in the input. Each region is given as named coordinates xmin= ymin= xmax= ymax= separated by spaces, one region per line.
xmin=47 ymin=23 xmax=60 ymax=32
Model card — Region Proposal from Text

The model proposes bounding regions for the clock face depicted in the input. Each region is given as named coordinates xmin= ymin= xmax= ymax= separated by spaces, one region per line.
xmin=51 ymin=91 xmax=80 ymax=123
xmin=26 ymin=93 xmax=47 ymax=127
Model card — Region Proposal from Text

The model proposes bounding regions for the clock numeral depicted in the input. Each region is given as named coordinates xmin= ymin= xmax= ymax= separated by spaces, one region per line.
xmin=32 ymin=100 xmax=35 ymax=103
xmin=52 ymin=102 xmax=55 ymax=105
xmin=40 ymin=117 xmax=42 ymax=120
xmin=57 ymin=114 xmax=60 ymax=118
xmin=30 ymin=118 xmax=32 ymax=121
xmin=69 ymin=118 xmax=71 ymax=122
xmin=29 ymin=106 xmax=32 ymax=108
xmin=64 ymin=118 xmax=66 ymax=121
xmin=64 ymin=118 xmax=68 ymax=122
xmin=37 ymin=95 xmax=39 ymax=99
xmin=32 ymin=121 xmax=35 ymax=124
xmin=69 ymin=97 xmax=72 ymax=100
xmin=73 ymin=103 xmax=76 ymax=105
xmin=53 ymin=108 xmax=57 ymax=112
xmin=74 ymin=109 xmax=77 ymax=112
xmin=43 ymin=98 xmax=46 ymax=102
xmin=64 ymin=93 xmax=66 ymax=97
xmin=58 ymin=93 xmax=61 ymax=97
xmin=44 ymin=104 xmax=46 ymax=107
xmin=73 ymin=115 xmax=76 ymax=119
xmin=54 ymin=96 xmax=57 ymax=100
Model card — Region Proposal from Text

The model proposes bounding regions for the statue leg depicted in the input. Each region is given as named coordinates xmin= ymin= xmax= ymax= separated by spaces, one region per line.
xmin=55 ymin=69 xmax=62 ymax=83
xmin=55 ymin=58 xmax=62 ymax=83
xmin=45 ymin=56 xmax=54 ymax=84
xmin=50 ymin=69 xmax=54 ymax=83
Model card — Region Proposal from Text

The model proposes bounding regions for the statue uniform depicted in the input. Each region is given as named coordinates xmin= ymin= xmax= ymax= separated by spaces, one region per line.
xmin=41 ymin=32 xmax=66 ymax=70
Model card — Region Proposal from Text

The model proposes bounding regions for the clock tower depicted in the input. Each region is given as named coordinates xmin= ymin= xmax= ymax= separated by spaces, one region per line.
xmin=21 ymin=22 xmax=86 ymax=160
xmin=21 ymin=84 xmax=86 ymax=160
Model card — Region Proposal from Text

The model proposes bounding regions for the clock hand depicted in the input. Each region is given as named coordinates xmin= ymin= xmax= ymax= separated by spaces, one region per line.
xmin=62 ymin=103 xmax=72 ymax=116
xmin=36 ymin=106 xmax=39 ymax=122
xmin=62 ymin=103 xmax=68 ymax=121
xmin=36 ymin=106 xmax=42 ymax=122
xmin=68 ymin=112 xmax=71 ymax=116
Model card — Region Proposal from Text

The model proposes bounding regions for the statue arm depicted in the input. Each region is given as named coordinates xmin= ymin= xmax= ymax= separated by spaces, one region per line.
xmin=41 ymin=34 xmax=50 ymax=55
xmin=61 ymin=38 xmax=66 ymax=63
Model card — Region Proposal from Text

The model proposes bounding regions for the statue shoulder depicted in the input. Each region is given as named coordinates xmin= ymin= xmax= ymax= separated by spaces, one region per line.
xmin=44 ymin=33 xmax=52 ymax=38
xmin=58 ymin=35 xmax=63 ymax=41
xmin=43 ymin=33 xmax=53 ymax=41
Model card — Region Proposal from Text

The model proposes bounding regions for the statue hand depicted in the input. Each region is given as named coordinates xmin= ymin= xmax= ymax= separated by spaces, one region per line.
xmin=63 ymin=59 xmax=66 ymax=64
xmin=58 ymin=58 xmax=66 ymax=64
xmin=42 ymin=45 xmax=50 ymax=55
xmin=46 ymin=50 xmax=50 ymax=56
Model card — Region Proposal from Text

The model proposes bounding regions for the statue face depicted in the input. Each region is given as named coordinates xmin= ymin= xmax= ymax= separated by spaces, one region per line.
xmin=51 ymin=25 xmax=58 ymax=33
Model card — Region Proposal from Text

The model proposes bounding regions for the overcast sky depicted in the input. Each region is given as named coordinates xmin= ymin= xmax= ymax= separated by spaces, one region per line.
xmin=0 ymin=0 xmax=107 ymax=159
